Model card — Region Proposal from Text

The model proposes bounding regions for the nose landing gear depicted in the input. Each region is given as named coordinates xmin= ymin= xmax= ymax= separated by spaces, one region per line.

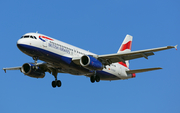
xmin=33 ymin=56 xmax=39 ymax=64
xmin=32 ymin=56 xmax=62 ymax=88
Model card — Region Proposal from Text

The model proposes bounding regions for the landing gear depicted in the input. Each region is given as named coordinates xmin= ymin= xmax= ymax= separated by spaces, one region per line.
xmin=90 ymin=75 xmax=100 ymax=83
xmin=32 ymin=56 xmax=62 ymax=88
xmin=90 ymin=76 xmax=95 ymax=83
xmin=52 ymin=80 xmax=61 ymax=88
xmin=32 ymin=56 xmax=39 ymax=64
xmin=95 ymin=76 xmax=100 ymax=82
xmin=90 ymin=71 xmax=101 ymax=83
xmin=51 ymin=69 xmax=62 ymax=88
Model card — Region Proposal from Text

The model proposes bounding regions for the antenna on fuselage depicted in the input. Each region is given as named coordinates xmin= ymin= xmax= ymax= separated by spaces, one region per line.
xmin=36 ymin=31 xmax=38 ymax=33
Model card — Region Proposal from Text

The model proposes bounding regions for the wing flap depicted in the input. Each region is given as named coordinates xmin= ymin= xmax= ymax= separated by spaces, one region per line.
xmin=126 ymin=67 xmax=162 ymax=74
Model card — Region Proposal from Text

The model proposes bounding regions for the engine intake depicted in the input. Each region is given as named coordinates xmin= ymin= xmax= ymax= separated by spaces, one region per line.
xmin=22 ymin=63 xmax=45 ymax=78
xmin=80 ymin=55 xmax=103 ymax=70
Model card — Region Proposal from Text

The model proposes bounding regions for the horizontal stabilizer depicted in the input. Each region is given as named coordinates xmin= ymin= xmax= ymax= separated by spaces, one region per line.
xmin=126 ymin=67 xmax=162 ymax=74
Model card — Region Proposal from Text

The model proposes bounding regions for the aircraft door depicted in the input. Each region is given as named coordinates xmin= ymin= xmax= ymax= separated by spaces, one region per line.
xmin=43 ymin=39 xmax=47 ymax=47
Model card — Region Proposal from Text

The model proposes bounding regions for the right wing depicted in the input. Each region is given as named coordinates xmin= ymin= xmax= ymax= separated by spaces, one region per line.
xmin=98 ymin=45 xmax=177 ymax=65
xmin=3 ymin=62 xmax=68 ymax=74
xmin=3 ymin=66 xmax=22 ymax=73
xmin=2 ymin=62 xmax=48 ymax=73
xmin=126 ymin=67 xmax=162 ymax=74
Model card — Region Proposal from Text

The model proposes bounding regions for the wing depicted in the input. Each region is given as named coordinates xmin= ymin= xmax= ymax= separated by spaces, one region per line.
xmin=126 ymin=67 xmax=162 ymax=74
xmin=98 ymin=45 xmax=177 ymax=65
xmin=3 ymin=66 xmax=22 ymax=73
xmin=2 ymin=62 xmax=65 ymax=74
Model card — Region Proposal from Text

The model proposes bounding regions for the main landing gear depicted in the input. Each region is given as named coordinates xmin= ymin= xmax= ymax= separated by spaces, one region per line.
xmin=90 ymin=71 xmax=100 ymax=83
xmin=52 ymin=80 xmax=61 ymax=88
xmin=90 ymin=75 xmax=100 ymax=83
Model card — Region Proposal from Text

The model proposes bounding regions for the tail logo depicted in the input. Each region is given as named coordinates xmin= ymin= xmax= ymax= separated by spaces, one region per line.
xmin=120 ymin=41 xmax=132 ymax=51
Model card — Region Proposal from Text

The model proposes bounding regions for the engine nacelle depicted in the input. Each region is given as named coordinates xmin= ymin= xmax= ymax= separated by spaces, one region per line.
xmin=80 ymin=55 xmax=103 ymax=70
xmin=22 ymin=63 xmax=45 ymax=78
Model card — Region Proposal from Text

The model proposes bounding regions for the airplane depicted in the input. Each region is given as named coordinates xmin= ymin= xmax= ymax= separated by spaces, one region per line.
xmin=3 ymin=32 xmax=177 ymax=88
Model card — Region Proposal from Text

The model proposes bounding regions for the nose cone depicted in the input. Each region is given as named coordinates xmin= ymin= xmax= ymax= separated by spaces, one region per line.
xmin=17 ymin=39 xmax=23 ymax=50
xmin=17 ymin=39 xmax=28 ymax=51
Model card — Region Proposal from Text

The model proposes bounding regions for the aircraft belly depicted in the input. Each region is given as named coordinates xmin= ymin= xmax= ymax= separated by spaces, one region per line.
xmin=17 ymin=44 xmax=126 ymax=80
xmin=17 ymin=44 xmax=90 ymax=74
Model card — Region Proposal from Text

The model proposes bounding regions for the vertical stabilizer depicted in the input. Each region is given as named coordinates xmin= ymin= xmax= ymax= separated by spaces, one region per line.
xmin=117 ymin=34 xmax=133 ymax=68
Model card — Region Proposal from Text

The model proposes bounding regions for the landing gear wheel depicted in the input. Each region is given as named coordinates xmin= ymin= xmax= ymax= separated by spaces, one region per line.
xmin=57 ymin=80 xmax=62 ymax=87
xmin=95 ymin=76 xmax=100 ymax=82
xmin=90 ymin=76 xmax=95 ymax=83
xmin=51 ymin=80 xmax=62 ymax=88
xmin=52 ymin=81 xmax=56 ymax=88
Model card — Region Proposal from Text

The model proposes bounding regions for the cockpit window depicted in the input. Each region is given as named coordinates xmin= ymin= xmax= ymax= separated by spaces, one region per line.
xmin=33 ymin=36 xmax=37 ymax=39
xmin=21 ymin=35 xmax=37 ymax=39
xmin=24 ymin=36 xmax=30 ymax=38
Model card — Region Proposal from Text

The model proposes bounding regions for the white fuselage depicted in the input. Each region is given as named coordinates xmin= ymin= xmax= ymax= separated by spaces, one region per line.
xmin=17 ymin=33 xmax=133 ymax=80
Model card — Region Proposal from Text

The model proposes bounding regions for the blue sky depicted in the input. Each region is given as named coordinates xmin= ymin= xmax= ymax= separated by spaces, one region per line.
xmin=0 ymin=0 xmax=179 ymax=113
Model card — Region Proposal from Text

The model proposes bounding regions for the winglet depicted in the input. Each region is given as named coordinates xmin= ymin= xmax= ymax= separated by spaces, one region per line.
xmin=175 ymin=45 xmax=178 ymax=50
xmin=3 ymin=69 xmax=6 ymax=73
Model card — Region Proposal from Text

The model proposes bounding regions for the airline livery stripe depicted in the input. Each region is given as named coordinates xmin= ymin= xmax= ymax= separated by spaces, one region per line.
xmin=120 ymin=41 xmax=132 ymax=51
xmin=39 ymin=36 xmax=54 ymax=41
xmin=118 ymin=62 xmax=127 ymax=67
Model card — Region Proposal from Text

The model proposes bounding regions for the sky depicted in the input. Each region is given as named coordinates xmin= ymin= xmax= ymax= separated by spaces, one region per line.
xmin=0 ymin=0 xmax=179 ymax=113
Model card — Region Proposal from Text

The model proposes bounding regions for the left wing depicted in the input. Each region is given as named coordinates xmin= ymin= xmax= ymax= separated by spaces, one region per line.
xmin=3 ymin=66 xmax=22 ymax=73
xmin=97 ymin=45 xmax=177 ymax=65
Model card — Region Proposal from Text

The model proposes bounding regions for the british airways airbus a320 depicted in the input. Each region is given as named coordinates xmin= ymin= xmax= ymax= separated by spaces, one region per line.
xmin=3 ymin=32 xmax=177 ymax=88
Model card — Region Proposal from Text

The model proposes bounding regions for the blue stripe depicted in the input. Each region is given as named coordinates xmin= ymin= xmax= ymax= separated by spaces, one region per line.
xmin=39 ymin=38 xmax=46 ymax=42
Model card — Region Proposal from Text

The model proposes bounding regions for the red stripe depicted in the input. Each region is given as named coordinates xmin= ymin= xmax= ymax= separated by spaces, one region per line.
xmin=118 ymin=62 xmax=127 ymax=67
xmin=42 ymin=36 xmax=54 ymax=41
xmin=39 ymin=36 xmax=53 ymax=41
xmin=120 ymin=41 xmax=132 ymax=51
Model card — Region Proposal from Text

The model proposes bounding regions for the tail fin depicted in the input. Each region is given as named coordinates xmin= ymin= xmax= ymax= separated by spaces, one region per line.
xmin=117 ymin=34 xmax=133 ymax=68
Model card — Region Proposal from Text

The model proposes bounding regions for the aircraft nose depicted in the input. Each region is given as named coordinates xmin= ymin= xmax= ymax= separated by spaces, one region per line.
xmin=17 ymin=39 xmax=25 ymax=50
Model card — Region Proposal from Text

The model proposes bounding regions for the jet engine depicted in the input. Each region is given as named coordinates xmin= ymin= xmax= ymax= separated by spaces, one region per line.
xmin=22 ymin=63 xmax=45 ymax=78
xmin=80 ymin=55 xmax=103 ymax=70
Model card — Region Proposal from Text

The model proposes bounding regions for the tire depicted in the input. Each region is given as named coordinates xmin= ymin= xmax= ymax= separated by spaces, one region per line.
xmin=90 ymin=76 xmax=95 ymax=83
xmin=95 ymin=76 xmax=100 ymax=82
xmin=52 ymin=81 xmax=56 ymax=88
xmin=57 ymin=80 xmax=62 ymax=87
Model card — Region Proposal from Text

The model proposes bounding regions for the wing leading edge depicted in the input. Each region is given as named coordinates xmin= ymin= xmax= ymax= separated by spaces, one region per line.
xmin=3 ymin=66 xmax=22 ymax=73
